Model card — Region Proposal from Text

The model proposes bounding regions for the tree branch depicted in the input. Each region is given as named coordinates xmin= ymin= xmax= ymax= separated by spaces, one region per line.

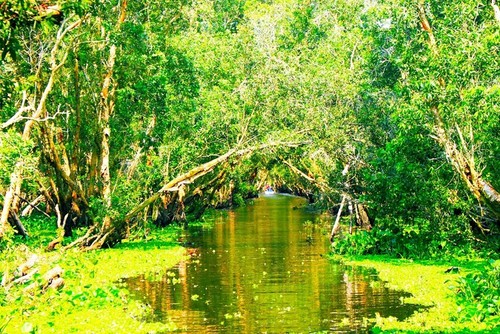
xmin=417 ymin=1 xmax=438 ymax=54
xmin=125 ymin=141 xmax=307 ymax=221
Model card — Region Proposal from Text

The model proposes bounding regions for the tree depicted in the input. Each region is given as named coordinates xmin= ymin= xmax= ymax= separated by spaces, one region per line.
xmin=347 ymin=0 xmax=500 ymax=256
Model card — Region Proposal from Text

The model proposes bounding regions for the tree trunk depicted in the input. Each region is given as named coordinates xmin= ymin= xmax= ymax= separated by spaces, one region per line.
xmin=0 ymin=18 xmax=83 ymax=239
xmin=330 ymin=195 xmax=346 ymax=242
xmin=356 ymin=203 xmax=372 ymax=230
xmin=432 ymin=109 xmax=500 ymax=224
xmin=99 ymin=44 xmax=117 ymax=229
xmin=67 ymin=141 xmax=305 ymax=249
xmin=8 ymin=212 xmax=28 ymax=237
xmin=418 ymin=2 xmax=500 ymax=226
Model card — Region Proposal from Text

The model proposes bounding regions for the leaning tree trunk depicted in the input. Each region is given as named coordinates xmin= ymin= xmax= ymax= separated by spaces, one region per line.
xmin=330 ymin=195 xmax=346 ymax=242
xmin=66 ymin=141 xmax=305 ymax=250
xmin=418 ymin=1 xmax=500 ymax=226
xmin=432 ymin=109 xmax=500 ymax=224
xmin=67 ymin=147 xmax=244 ymax=249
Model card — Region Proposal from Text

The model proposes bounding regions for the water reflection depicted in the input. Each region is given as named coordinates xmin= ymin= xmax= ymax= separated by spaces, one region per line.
xmin=124 ymin=194 xmax=421 ymax=333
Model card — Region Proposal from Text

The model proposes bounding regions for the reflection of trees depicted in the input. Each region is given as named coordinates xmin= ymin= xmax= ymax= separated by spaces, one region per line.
xmin=124 ymin=196 xmax=421 ymax=332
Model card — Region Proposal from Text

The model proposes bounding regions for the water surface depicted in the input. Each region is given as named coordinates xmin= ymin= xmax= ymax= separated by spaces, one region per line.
xmin=125 ymin=194 xmax=421 ymax=333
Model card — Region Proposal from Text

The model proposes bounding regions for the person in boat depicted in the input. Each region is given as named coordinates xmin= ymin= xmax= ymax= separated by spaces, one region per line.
xmin=264 ymin=184 xmax=274 ymax=193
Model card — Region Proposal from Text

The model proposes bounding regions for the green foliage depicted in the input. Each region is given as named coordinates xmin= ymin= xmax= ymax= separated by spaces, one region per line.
xmin=0 ymin=0 xmax=90 ymax=61
xmin=342 ymin=256 xmax=497 ymax=332
xmin=333 ymin=220 xmax=477 ymax=260
xmin=353 ymin=0 xmax=500 ymax=260
xmin=213 ymin=0 xmax=245 ymax=33
xmin=279 ymin=2 xmax=327 ymax=49
xmin=0 ymin=1 xmax=498 ymax=332
xmin=0 ymin=130 xmax=36 ymax=189
xmin=0 ymin=229 xmax=184 ymax=333
xmin=0 ymin=0 xmax=36 ymax=60
xmin=453 ymin=260 xmax=500 ymax=325
xmin=0 ymin=0 xmax=498 ymax=260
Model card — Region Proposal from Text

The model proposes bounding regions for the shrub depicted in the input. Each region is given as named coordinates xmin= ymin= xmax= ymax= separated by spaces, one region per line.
xmin=452 ymin=260 xmax=500 ymax=325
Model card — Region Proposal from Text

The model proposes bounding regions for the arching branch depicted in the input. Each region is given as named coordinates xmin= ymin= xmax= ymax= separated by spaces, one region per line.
xmin=125 ymin=141 xmax=307 ymax=222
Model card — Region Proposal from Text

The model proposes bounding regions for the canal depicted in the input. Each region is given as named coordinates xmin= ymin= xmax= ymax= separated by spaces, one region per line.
xmin=124 ymin=194 xmax=421 ymax=333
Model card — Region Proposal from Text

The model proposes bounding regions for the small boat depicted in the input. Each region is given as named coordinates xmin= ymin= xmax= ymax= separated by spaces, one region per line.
xmin=264 ymin=185 xmax=275 ymax=195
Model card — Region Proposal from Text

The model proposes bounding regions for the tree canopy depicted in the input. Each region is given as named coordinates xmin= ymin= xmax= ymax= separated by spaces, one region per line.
xmin=1 ymin=0 xmax=499 ymax=256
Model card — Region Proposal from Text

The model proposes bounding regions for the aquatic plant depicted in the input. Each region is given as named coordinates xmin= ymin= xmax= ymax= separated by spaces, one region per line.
xmin=453 ymin=260 xmax=500 ymax=325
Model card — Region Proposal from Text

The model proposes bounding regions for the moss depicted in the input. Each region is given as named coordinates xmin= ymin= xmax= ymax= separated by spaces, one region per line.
xmin=0 ymin=230 xmax=186 ymax=333
xmin=338 ymin=255 xmax=496 ymax=333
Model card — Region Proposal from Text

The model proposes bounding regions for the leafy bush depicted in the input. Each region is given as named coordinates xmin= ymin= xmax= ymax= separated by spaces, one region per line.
xmin=453 ymin=260 xmax=500 ymax=325
xmin=332 ymin=216 xmax=478 ymax=260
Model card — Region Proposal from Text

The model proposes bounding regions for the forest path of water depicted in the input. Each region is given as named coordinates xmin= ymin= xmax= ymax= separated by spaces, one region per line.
xmin=124 ymin=194 xmax=422 ymax=333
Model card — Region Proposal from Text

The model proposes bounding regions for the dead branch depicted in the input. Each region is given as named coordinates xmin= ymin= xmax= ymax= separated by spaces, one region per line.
xmin=20 ymin=195 xmax=44 ymax=217
xmin=432 ymin=107 xmax=500 ymax=222
xmin=18 ymin=194 xmax=50 ymax=218
xmin=24 ymin=16 xmax=84 ymax=138
xmin=124 ymin=116 xmax=156 ymax=181
xmin=282 ymin=159 xmax=331 ymax=193
xmin=35 ymin=179 xmax=57 ymax=211
xmin=62 ymin=225 xmax=97 ymax=250
xmin=283 ymin=160 xmax=316 ymax=182
xmin=1 ymin=91 xmax=34 ymax=129
xmin=356 ymin=203 xmax=372 ymax=230
xmin=87 ymin=231 xmax=112 ymax=251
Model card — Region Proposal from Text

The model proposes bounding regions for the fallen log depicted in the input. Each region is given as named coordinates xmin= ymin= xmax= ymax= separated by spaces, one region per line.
xmin=1 ymin=254 xmax=39 ymax=288
xmin=42 ymin=265 xmax=64 ymax=291
xmin=13 ymin=269 xmax=39 ymax=285
xmin=2 ymin=255 xmax=64 ymax=294
xmin=46 ymin=276 xmax=65 ymax=291
xmin=15 ymin=254 xmax=39 ymax=277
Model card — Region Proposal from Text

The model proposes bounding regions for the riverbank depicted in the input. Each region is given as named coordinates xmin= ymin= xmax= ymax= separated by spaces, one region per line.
xmin=339 ymin=255 xmax=498 ymax=333
xmin=2 ymin=211 xmax=497 ymax=333
xmin=0 ymin=227 xmax=186 ymax=333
